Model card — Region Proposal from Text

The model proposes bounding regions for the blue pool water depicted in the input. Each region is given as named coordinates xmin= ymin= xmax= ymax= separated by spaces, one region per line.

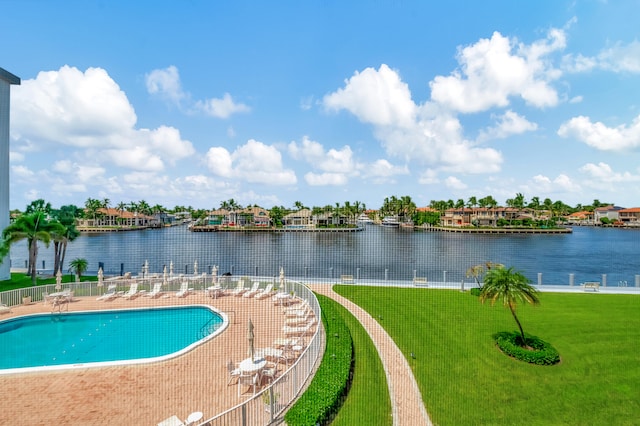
xmin=0 ymin=305 xmax=227 ymax=373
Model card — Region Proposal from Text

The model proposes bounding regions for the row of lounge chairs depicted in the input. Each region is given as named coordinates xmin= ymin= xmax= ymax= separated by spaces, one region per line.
xmin=228 ymin=281 xmax=275 ymax=300
xmin=96 ymin=281 xmax=194 ymax=301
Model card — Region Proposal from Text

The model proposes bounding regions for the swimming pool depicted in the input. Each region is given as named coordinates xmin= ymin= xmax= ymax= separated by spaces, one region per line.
xmin=0 ymin=305 xmax=228 ymax=374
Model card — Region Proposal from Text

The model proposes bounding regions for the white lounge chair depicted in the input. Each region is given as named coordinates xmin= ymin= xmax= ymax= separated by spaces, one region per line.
xmin=97 ymin=284 xmax=118 ymax=301
xmin=254 ymin=284 xmax=274 ymax=300
xmin=282 ymin=322 xmax=314 ymax=337
xmin=122 ymin=283 xmax=140 ymax=299
xmin=144 ymin=282 xmax=163 ymax=298
xmin=229 ymin=281 xmax=248 ymax=297
xmin=242 ymin=282 xmax=261 ymax=298
xmin=0 ymin=302 xmax=11 ymax=314
xmin=285 ymin=304 xmax=311 ymax=318
xmin=175 ymin=281 xmax=193 ymax=298
xmin=285 ymin=312 xmax=316 ymax=327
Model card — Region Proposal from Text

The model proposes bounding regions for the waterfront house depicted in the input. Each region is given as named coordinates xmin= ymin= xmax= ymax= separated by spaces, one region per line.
xmin=618 ymin=208 xmax=640 ymax=226
xmin=441 ymin=207 xmax=523 ymax=227
xmin=594 ymin=205 xmax=624 ymax=224
xmin=77 ymin=208 xmax=159 ymax=229
xmin=283 ymin=208 xmax=313 ymax=228
xmin=206 ymin=207 xmax=271 ymax=227
xmin=565 ymin=211 xmax=594 ymax=225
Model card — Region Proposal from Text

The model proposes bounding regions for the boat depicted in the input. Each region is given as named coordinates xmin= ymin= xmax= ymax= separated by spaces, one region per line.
xmin=357 ymin=213 xmax=374 ymax=224
xmin=381 ymin=216 xmax=400 ymax=227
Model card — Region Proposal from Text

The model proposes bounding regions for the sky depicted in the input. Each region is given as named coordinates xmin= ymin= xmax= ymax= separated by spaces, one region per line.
xmin=2 ymin=0 xmax=640 ymax=211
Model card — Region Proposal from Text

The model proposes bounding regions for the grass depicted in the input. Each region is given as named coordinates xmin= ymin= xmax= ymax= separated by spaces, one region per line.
xmin=327 ymin=295 xmax=392 ymax=426
xmin=285 ymin=294 xmax=391 ymax=425
xmin=0 ymin=272 xmax=93 ymax=291
xmin=334 ymin=285 xmax=640 ymax=425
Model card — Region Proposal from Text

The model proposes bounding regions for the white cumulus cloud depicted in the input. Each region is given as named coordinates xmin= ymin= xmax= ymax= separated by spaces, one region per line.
xmin=323 ymin=65 xmax=503 ymax=174
xmin=195 ymin=93 xmax=251 ymax=119
xmin=477 ymin=110 xmax=538 ymax=142
xmin=145 ymin=65 xmax=186 ymax=104
xmin=323 ymin=64 xmax=416 ymax=128
xmin=429 ymin=29 xmax=564 ymax=113
xmin=11 ymin=66 xmax=195 ymax=173
xmin=558 ymin=115 xmax=640 ymax=151
xmin=205 ymin=139 xmax=297 ymax=185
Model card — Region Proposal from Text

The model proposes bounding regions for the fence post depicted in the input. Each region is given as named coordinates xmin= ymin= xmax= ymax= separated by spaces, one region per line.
xmin=569 ymin=273 xmax=574 ymax=286
xmin=537 ymin=273 xmax=542 ymax=286
xmin=602 ymin=274 xmax=607 ymax=287
xmin=636 ymin=275 xmax=640 ymax=287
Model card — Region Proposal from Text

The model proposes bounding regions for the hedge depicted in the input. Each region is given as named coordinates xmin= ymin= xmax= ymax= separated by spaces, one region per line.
xmin=284 ymin=294 xmax=354 ymax=425
xmin=493 ymin=331 xmax=560 ymax=365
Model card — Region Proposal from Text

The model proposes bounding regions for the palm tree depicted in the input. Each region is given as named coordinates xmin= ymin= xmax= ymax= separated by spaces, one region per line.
xmin=51 ymin=205 xmax=81 ymax=275
xmin=1 ymin=212 xmax=66 ymax=284
xmin=479 ymin=266 xmax=540 ymax=344
xmin=69 ymin=258 xmax=88 ymax=281
xmin=466 ymin=261 xmax=504 ymax=288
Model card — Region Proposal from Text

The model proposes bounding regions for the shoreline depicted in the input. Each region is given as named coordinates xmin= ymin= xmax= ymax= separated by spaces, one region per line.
xmin=420 ymin=225 xmax=573 ymax=234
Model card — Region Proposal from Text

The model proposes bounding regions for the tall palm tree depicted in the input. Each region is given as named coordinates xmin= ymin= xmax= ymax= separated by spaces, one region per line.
xmin=69 ymin=258 xmax=88 ymax=281
xmin=479 ymin=266 xmax=540 ymax=343
xmin=1 ymin=212 xmax=66 ymax=284
xmin=52 ymin=205 xmax=81 ymax=275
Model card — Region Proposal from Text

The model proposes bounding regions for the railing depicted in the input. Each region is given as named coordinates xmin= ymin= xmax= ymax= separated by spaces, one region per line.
xmin=0 ymin=276 xmax=324 ymax=426
xmin=200 ymin=280 xmax=322 ymax=426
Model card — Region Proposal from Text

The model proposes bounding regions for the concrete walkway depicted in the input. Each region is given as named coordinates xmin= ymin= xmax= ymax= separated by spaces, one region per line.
xmin=310 ymin=284 xmax=432 ymax=426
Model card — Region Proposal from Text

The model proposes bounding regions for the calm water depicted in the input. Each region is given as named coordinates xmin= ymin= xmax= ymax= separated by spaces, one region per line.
xmin=0 ymin=306 xmax=223 ymax=370
xmin=8 ymin=224 xmax=640 ymax=286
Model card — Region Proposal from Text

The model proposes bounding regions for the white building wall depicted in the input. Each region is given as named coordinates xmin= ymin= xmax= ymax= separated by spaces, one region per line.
xmin=0 ymin=80 xmax=10 ymax=280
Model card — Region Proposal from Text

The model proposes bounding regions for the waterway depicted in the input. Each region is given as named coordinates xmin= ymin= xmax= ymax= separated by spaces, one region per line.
xmin=8 ymin=224 xmax=640 ymax=286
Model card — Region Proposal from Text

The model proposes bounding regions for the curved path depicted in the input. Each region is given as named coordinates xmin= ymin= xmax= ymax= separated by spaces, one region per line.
xmin=310 ymin=284 xmax=432 ymax=426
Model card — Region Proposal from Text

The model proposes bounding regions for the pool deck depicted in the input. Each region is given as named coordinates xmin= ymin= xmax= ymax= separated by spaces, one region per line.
xmin=0 ymin=291 xmax=304 ymax=425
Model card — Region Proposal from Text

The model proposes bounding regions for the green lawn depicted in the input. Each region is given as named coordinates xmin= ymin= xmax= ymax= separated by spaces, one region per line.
xmin=334 ymin=286 xmax=640 ymax=426
xmin=328 ymin=295 xmax=392 ymax=426
xmin=0 ymin=272 xmax=89 ymax=291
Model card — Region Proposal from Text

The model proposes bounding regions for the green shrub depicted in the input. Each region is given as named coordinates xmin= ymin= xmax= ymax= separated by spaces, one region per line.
xmin=493 ymin=331 xmax=560 ymax=365
xmin=284 ymin=295 xmax=354 ymax=425
xmin=469 ymin=287 xmax=481 ymax=296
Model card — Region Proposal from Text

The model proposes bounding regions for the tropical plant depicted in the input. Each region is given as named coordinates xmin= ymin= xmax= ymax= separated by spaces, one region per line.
xmin=479 ymin=266 xmax=539 ymax=343
xmin=51 ymin=205 xmax=81 ymax=275
xmin=466 ymin=262 xmax=503 ymax=288
xmin=69 ymin=258 xmax=88 ymax=281
xmin=1 ymin=211 xmax=66 ymax=284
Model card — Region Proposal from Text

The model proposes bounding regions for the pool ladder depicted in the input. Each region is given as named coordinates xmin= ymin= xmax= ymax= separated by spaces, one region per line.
xmin=199 ymin=317 xmax=218 ymax=338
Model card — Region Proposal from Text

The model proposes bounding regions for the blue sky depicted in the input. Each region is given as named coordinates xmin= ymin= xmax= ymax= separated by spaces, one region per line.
xmin=2 ymin=0 xmax=640 ymax=211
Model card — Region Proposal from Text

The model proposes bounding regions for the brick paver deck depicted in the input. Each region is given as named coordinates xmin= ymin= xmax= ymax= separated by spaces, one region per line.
xmin=0 ymin=292 xmax=297 ymax=425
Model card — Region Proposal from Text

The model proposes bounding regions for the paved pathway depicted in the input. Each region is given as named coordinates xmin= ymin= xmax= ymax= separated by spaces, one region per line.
xmin=310 ymin=284 xmax=432 ymax=426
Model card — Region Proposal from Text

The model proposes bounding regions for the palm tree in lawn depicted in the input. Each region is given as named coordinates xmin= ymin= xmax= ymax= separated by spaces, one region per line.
xmin=466 ymin=261 xmax=504 ymax=288
xmin=479 ymin=266 xmax=540 ymax=344
xmin=52 ymin=205 xmax=81 ymax=275
xmin=69 ymin=258 xmax=88 ymax=281
xmin=0 ymin=212 xmax=66 ymax=284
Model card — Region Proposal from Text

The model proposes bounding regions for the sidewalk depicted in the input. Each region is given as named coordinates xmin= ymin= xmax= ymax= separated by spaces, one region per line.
xmin=310 ymin=284 xmax=432 ymax=426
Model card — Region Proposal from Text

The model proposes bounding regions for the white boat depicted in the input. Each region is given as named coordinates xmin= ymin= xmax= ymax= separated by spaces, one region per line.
xmin=357 ymin=213 xmax=374 ymax=224
xmin=381 ymin=216 xmax=400 ymax=227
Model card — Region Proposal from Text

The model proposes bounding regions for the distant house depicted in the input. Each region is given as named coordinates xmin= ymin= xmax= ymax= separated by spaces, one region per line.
xmin=618 ymin=207 xmax=640 ymax=226
xmin=283 ymin=209 xmax=313 ymax=227
xmin=77 ymin=208 xmax=159 ymax=228
xmin=565 ymin=211 xmax=594 ymax=225
xmin=440 ymin=207 xmax=523 ymax=227
xmin=206 ymin=207 xmax=271 ymax=227
xmin=594 ymin=205 xmax=624 ymax=223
